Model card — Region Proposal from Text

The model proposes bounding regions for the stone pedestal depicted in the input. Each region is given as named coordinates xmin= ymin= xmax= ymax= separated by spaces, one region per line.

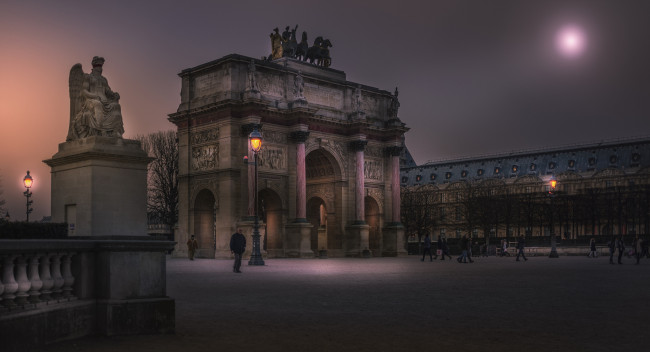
xmin=285 ymin=222 xmax=314 ymax=258
xmin=345 ymin=224 xmax=370 ymax=257
xmin=382 ymin=224 xmax=406 ymax=257
xmin=44 ymin=137 xmax=151 ymax=237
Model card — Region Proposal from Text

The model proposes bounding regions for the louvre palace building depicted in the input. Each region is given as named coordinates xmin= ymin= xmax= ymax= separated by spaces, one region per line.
xmin=399 ymin=137 xmax=650 ymax=241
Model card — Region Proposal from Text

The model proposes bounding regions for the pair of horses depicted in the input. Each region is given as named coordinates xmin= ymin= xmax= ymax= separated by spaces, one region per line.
xmin=282 ymin=32 xmax=332 ymax=67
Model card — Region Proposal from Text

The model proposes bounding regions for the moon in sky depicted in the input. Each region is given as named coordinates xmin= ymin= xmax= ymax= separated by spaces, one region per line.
xmin=557 ymin=26 xmax=586 ymax=58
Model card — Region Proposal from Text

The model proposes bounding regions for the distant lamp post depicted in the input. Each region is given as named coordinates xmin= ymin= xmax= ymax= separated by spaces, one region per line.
xmin=246 ymin=128 xmax=265 ymax=266
xmin=548 ymin=176 xmax=559 ymax=258
xmin=23 ymin=170 xmax=34 ymax=222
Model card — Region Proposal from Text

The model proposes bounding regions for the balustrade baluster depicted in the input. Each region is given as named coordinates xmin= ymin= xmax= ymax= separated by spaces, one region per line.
xmin=61 ymin=253 xmax=75 ymax=299
xmin=50 ymin=253 xmax=64 ymax=300
xmin=2 ymin=255 xmax=18 ymax=307
xmin=27 ymin=254 xmax=43 ymax=303
xmin=14 ymin=255 xmax=31 ymax=306
xmin=39 ymin=254 xmax=54 ymax=302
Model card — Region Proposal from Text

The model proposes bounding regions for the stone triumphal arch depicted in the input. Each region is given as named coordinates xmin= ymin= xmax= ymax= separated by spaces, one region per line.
xmin=169 ymin=53 xmax=408 ymax=258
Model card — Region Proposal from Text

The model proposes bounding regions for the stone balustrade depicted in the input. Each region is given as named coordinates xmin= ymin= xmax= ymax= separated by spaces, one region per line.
xmin=0 ymin=252 xmax=76 ymax=310
xmin=0 ymin=237 xmax=175 ymax=349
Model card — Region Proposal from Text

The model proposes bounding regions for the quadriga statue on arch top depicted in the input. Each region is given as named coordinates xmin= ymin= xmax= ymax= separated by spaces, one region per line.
xmin=67 ymin=56 xmax=125 ymax=141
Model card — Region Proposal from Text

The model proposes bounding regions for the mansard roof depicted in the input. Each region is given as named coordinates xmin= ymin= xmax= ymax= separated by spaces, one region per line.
xmin=401 ymin=137 xmax=650 ymax=187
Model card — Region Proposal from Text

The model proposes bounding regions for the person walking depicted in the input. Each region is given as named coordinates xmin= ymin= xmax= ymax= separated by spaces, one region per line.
xmin=440 ymin=236 xmax=453 ymax=261
xmin=635 ymin=235 xmax=643 ymax=265
xmin=500 ymin=239 xmax=509 ymax=257
xmin=421 ymin=233 xmax=433 ymax=262
xmin=608 ymin=236 xmax=616 ymax=264
xmin=617 ymin=235 xmax=625 ymax=264
xmin=640 ymin=236 xmax=649 ymax=260
xmin=187 ymin=235 xmax=199 ymax=260
xmin=457 ymin=235 xmax=469 ymax=263
xmin=588 ymin=237 xmax=597 ymax=258
xmin=230 ymin=228 xmax=246 ymax=273
xmin=467 ymin=236 xmax=475 ymax=263
xmin=516 ymin=235 xmax=527 ymax=261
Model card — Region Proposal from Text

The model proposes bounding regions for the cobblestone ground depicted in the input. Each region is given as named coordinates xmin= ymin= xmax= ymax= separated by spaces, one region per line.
xmin=44 ymin=255 xmax=649 ymax=352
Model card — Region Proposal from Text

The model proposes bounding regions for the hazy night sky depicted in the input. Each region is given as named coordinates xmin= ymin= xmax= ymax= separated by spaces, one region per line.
xmin=1 ymin=0 xmax=649 ymax=221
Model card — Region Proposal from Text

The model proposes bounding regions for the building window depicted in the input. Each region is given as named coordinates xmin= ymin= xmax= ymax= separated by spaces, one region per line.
xmin=548 ymin=161 xmax=556 ymax=170
xmin=456 ymin=229 xmax=462 ymax=238
xmin=512 ymin=165 xmax=518 ymax=173
xmin=568 ymin=160 xmax=575 ymax=168
xmin=401 ymin=176 xmax=408 ymax=183
xmin=416 ymin=175 xmax=422 ymax=182
xmin=588 ymin=157 xmax=596 ymax=166
xmin=461 ymin=170 xmax=468 ymax=178
xmin=494 ymin=167 xmax=501 ymax=175
xmin=525 ymin=186 xmax=533 ymax=193
xmin=455 ymin=207 xmax=462 ymax=221
xmin=530 ymin=163 xmax=536 ymax=171
xmin=440 ymin=228 xmax=446 ymax=238
xmin=477 ymin=169 xmax=484 ymax=176
xmin=430 ymin=173 xmax=437 ymax=181
xmin=445 ymin=172 xmax=452 ymax=179
xmin=609 ymin=155 xmax=618 ymax=164
xmin=440 ymin=207 xmax=446 ymax=220
xmin=473 ymin=229 xmax=479 ymax=237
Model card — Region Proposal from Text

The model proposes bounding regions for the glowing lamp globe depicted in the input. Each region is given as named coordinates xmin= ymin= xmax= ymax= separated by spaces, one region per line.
xmin=23 ymin=170 xmax=33 ymax=189
xmin=249 ymin=129 xmax=263 ymax=152
xmin=550 ymin=178 xmax=557 ymax=190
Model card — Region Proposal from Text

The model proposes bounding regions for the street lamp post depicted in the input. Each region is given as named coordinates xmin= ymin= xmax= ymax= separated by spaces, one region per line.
xmin=246 ymin=128 xmax=265 ymax=266
xmin=548 ymin=176 xmax=559 ymax=258
xmin=23 ymin=170 xmax=34 ymax=222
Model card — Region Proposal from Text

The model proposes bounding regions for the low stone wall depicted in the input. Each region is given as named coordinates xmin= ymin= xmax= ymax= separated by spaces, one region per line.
xmin=0 ymin=237 xmax=175 ymax=349
xmin=505 ymin=246 xmax=611 ymax=257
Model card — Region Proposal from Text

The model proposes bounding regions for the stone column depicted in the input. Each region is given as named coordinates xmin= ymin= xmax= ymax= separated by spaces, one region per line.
xmin=285 ymin=130 xmax=313 ymax=257
xmin=387 ymin=146 xmax=403 ymax=225
xmin=350 ymin=140 xmax=368 ymax=224
xmin=382 ymin=146 xmax=406 ymax=257
xmin=290 ymin=131 xmax=310 ymax=222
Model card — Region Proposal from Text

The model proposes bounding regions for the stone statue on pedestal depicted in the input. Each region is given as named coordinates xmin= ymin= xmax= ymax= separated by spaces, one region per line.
xmin=269 ymin=28 xmax=283 ymax=60
xmin=67 ymin=56 xmax=124 ymax=141
xmin=294 ymin=71 xmax=306 ymax=100
xmin=388 ymin=87 xmax=400 ymax=118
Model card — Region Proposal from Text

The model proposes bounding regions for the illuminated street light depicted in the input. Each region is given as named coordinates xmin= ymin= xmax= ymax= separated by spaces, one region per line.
xmin=246 ymin=128 xmax=264 ymax=266
xmin=548 ymin=176 xmax=559 ymax=258
xmin=23 ymin=170 xmax=34 ymax=222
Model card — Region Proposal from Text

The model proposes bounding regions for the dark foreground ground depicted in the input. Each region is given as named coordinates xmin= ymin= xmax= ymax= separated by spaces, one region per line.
xmin=44 ymin=254 xmax=649 ymax=352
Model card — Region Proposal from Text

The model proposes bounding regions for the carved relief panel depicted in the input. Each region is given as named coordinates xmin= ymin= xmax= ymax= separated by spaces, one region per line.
xmin=192 ymin=144 xmax=219 ymax=171
xmin=364 ymin=159 xmax=383 ymax=181
xmin=257 ymin=146 xmax=287 ymax=170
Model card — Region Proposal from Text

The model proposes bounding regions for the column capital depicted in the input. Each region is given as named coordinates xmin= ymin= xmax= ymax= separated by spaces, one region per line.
xmin=385 ymin=146 xmax=403 ymax=157
xmin=241 ymin=123 xmax=262 ymax=137
xmin=349 ymin=140 xmax=368 ymax=152
xmin=289 ymin=131 xmax=310 ymax=143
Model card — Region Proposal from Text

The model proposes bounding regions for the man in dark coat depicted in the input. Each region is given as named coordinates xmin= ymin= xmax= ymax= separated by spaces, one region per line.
xmin=516 ymin=235 xmax=528 ymax=261
xmin=421 ymin=233 xmax=433 ymax=262
xmin=230 ymin=228 xmax=246 ymax=273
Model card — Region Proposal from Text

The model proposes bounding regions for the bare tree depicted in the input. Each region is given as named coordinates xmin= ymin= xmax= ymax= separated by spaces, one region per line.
xmin=136 ymin=131 xmax=179 ymax=231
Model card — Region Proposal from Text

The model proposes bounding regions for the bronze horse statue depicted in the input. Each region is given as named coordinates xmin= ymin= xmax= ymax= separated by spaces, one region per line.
xmin=306 ymin=37 xmax=333 ymax=67
xmin=295 ymin=31 xmax=309 ymax=61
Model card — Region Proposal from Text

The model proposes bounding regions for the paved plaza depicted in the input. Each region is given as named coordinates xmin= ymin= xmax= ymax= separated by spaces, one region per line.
xmin=44 ymin=255 xmax=649 ymax=352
